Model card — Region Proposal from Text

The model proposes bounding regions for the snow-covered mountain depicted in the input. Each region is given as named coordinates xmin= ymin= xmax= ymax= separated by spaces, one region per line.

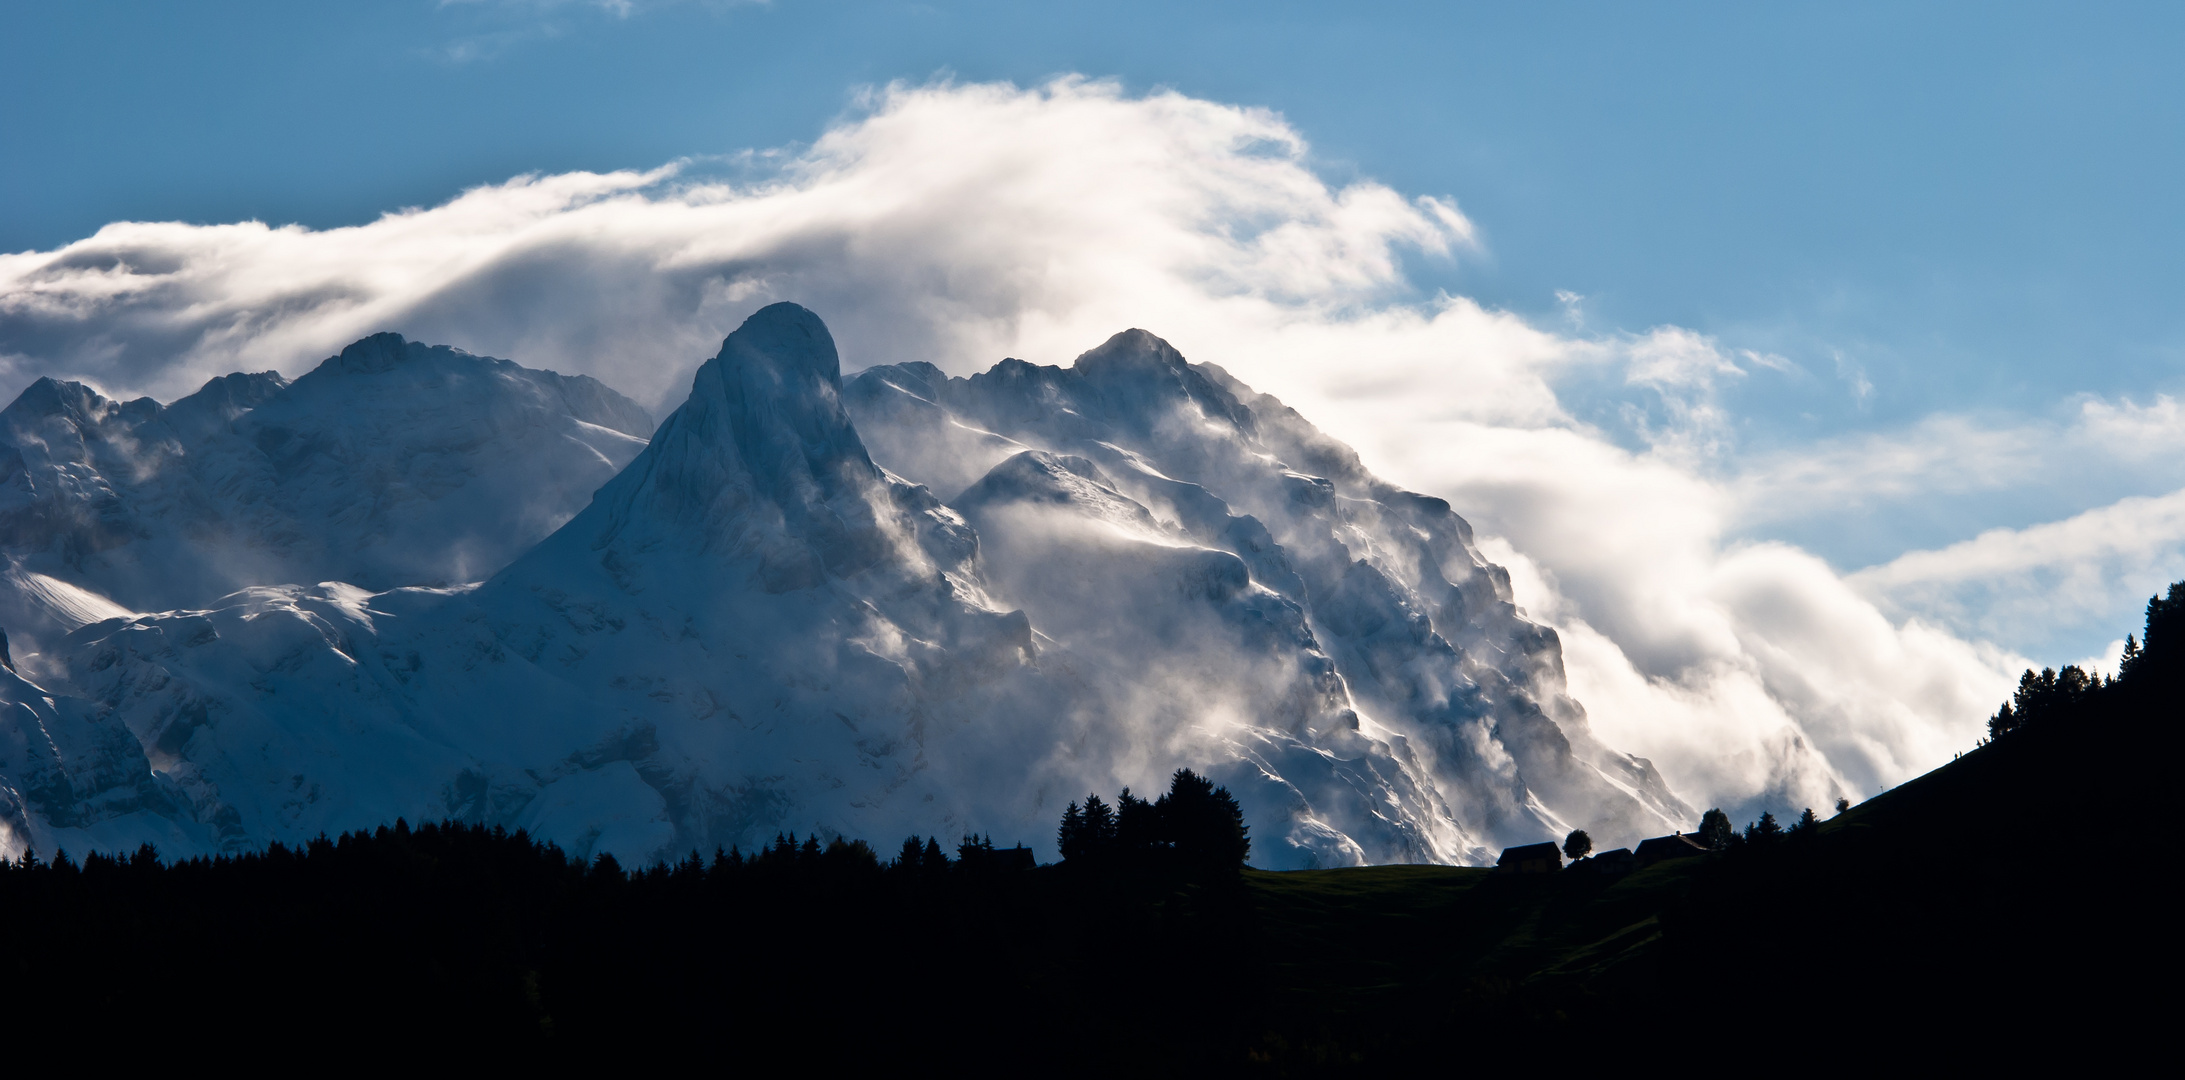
xmin=0 ymin=334 xmax=651 ymax=664
xmin=0 ymin=305 xmax=1687 ymax=868
xmin=845 ymin=331 xmax=1688 ymax=857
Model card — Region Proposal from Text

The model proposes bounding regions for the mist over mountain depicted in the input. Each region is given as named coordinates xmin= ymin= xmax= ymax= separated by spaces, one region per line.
xmin=0 ymin=304 xmax=1688 ymax=868
xmin=0 ymin=334 xmax=651 ymax=649
xmin=846 ymin=330 xmax=1689 ymax=857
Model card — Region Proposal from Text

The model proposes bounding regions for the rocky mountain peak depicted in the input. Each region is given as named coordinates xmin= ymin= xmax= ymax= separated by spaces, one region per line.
xmin=4 ymin=377 xmax=108 ymax=424
xmin=0 ymin=377 xmax=166 ymax=441
xmin=161 ymin=370 xmax=289 ymax=443
xmin=1070 ymin=328 xmax=1188 ymax=376
xmin=574 ymin=302 xmax=899 ymax=589
xmin=326 ymin=332 xmax=429 ymax=376
xmin=704 ymin=302 xmax=874 ymax=503
xmin=1069 ymin=329 xmax=1255 ymax=436
xmin=2 ymin=305 xmax=1690 ymax=872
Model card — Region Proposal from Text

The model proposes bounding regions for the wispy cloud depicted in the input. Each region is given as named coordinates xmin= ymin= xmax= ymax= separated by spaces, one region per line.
xmin=437 ymin=0 xmax=716 ymax=16
xmin=1832 ymin=349 xmax=1873 ymax=408
xmin=427 ymin=24 xmax=567 ymax=64
xmin=1851 ymin=485 xmax=2185 ymax=653
xmin=426 ymin=0 xmax=763 ymax=64
xmin=1732 ymin=394 xmax=2185 ymax=529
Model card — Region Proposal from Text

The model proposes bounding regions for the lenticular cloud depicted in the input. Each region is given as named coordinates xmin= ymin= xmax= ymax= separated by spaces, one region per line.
xmin=0 ymin=76 xmax=2027 ymax=822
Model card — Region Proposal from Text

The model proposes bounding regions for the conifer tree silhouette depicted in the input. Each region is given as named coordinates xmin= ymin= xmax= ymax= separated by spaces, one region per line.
xmin=1058 ymin=802 xmax=1086 ymax=860
xmin=1745 ymin=811 xmax=1783 ymax=844
xmin=1116 ymin=788 xmax=1159 ymax=849
xmin=1080 ymin=794 xmax=1118 ymax=859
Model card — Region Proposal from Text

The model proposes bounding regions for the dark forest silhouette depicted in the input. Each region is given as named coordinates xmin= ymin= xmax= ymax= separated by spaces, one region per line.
xmin=3 ymin=587 xmax=2175 ymax=1065
xmin=1986 ymin=584 xmax=2184 ymax=740
xmin=1056 ymin=768 xmax=1250 ymax=871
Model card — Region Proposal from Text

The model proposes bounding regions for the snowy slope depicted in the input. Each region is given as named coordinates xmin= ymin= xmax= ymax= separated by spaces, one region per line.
xmin=0 ymin=639 xmax=200 ymax=860
xmin=6 ymin=307 xmax=1063 ymax=864
xmin=0 ymin=335 xmax=650 ymax=664
xmin=0 ymin=308 xmax=1689 ymax=869
xmin=453 ymin=303 xmax=1078 ymax=857
xmin=846 ymin=330 xmax=1690 ymax=853
xmin=0 ymin=335 xmax=657 ymax=860
xmin=950 ymin=449 xmax=1467 ymax=862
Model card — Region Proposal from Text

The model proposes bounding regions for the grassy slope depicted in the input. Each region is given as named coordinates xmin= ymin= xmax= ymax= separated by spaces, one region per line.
xmin=1244 ymin=857 xmax=1705 ymax=1030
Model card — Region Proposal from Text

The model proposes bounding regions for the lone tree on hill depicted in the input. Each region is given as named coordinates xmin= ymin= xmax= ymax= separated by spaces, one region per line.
xmin=1562 ymin=829 xmax=1592 ymax=861
xmin=1697 ymin=808 xmax=1735 ymax=851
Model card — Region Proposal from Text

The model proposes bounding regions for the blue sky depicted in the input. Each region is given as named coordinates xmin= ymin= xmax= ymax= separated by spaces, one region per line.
xmin=5 ymin=1 xmax=2183 ymax=768
xmin=8 ymin=2 xmax=2179 ymax=432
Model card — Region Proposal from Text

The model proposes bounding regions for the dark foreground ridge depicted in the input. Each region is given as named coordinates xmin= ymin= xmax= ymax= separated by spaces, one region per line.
xmin=5 ymin=597 xmax=2176 ymax=1066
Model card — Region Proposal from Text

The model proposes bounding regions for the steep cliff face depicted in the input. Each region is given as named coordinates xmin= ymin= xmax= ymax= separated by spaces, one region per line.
xmin=0 ymin=655 xmax=195 ymax=858
xmin=0 ymin=308 xmax=1688 ymax=869
xmin=948 ymin=447 xmax=1465 ymax=863
xmin=847 ymin=329 xmax=1689 ymax=853
xmin=462 ymin=302 xmax=1066 ymax=858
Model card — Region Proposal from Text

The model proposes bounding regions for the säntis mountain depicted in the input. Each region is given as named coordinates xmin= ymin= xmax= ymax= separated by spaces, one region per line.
xmin=0 ymin=304 xmax=1685 ymax=868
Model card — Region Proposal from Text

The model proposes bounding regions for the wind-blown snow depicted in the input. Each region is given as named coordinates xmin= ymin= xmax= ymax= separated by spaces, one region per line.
xmin=852 ymin=331 xmax=1689 ymax=858
xmin=2 ymin=76 xmax=2057 ymax=831
xmin=0 ymin=307 xmax=1690 ymax=869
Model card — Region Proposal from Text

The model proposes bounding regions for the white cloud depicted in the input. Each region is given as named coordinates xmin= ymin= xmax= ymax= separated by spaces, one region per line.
xmin=0 ymin=79 xmax=1473 ymax=413
xmin=4 ymin=75 xmax=2136 ymax=822
xmin=1734 ymin=394 xmax=2185 ymax=531
xmin=1718 ymin=390 xmax=2185 ymax=658
xmin=1851 ymin=485 xmax=2185 ymax=649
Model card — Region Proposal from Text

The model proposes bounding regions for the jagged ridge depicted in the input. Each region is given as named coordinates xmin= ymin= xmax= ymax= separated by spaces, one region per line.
xmin=0 ymin=306 xmax=1687 ymax=870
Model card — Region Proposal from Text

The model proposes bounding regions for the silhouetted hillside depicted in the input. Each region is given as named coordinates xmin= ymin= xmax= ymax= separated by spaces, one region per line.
xmin=1239 ymin=584 xmax=2180 ymax=1065
xmin=4 ymin=592 xmax=2174 ymax=1067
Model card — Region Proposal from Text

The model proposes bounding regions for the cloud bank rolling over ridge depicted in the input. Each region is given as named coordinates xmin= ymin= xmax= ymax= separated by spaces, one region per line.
xmin=4 ymin=77 xmax=2175 ymax=822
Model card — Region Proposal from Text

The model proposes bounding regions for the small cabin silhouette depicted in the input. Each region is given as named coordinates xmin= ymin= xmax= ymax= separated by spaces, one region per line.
xmin=1573 ymin=847 xmax=1637 ymax=876
xmin=1633 ymin=833 xmax=1710 ymax=866
xmin=1494 ymin=842 xmax=1563 ymax=875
